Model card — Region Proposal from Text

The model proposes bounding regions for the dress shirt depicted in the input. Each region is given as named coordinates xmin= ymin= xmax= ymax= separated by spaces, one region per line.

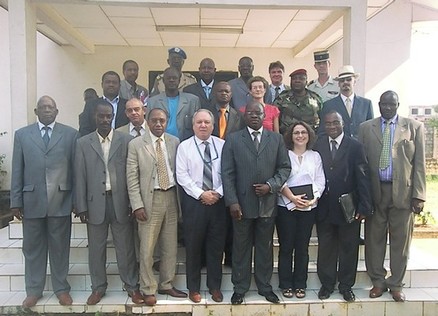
xmin=176 ymin=135 xmax=225 ymax=199
xmin=269 ymin=84 xmax=286 ymax=102
xmin=278 ymin=150 xmax=325 ymax=210
xmin=97 ymin=129 xmax=113 ymax=191
xmin=340 ymin=93 xmax=355 ymax=111
xmin=379 ymin=115 xmax=398 ymax=182
xmin=215 ymin=104 xmax=230 ymax=120
xmin=37 ymin=121 xmax=55 ymax=138
xmin=328 ymin=132 xmax=344 ymax=152
xmin=128 ymin=122 xmax=147 ymax=137
xmin=247 ymin=126 xmax=264 ymax=144
xmin=307 ymin=76 xmax=339 ymax=103
xmin=166 ymin=96 xmax=179 ymax=138
xmin=149 ymin=131 xmax=176 ymax=189
xmin=102 ymin=95 xmax=120 ymax=129
xmin=201 ymin=80 xmax=214 ymax=98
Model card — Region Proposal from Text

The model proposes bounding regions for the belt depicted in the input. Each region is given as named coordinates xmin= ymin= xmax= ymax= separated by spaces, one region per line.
xmin=154 ymin=186 xmax=175 ymax=192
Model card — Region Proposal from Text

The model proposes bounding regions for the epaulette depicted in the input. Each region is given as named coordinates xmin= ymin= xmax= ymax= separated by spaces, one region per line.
xmin=183 ymin=73 xmax=196 ymax=79
xmin=308 ymin=80 xmax=315 ymax=86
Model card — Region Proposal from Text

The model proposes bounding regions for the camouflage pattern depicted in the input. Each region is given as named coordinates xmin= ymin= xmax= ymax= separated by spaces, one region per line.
xmin=274 ymin=88 xmax=323 ymax=134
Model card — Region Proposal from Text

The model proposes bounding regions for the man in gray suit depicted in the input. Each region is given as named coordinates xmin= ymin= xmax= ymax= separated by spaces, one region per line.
xmin=221 ymin=101 xmax=291 ymax=304
xmin=10 ymin=96 xmax=78 ymax=308
xmin=148 ymin=67 xmax=201 ymax=141
xmin=74 ymin=100 xmax=143 ymax=305
xmin=358 ymin=90 xmax=426 ymax=302
xmin=228 ymin=56 xmax=254 ymax=111
xmin=318 ymin=65 xmax=373 ymax=139
xmin=127 ymin=108 xmax=186 ymax=306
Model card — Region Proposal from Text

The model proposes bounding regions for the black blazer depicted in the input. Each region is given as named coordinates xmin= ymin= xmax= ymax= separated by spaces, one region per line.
xmin=208 ymin=104 xmax=245 ymax=139
xmin=183 ymin=81 xmax=216 ymax=109
xmin=78 ymin=97 xmax=129 ymax=136
xmin=314 ymin=135 xmax=372 ymax=225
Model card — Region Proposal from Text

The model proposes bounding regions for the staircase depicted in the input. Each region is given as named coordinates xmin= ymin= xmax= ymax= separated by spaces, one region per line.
xmin=0 ymin=218 xmax=437 ymax=315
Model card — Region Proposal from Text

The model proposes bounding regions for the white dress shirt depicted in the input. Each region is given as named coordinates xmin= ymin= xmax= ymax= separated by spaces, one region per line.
xmin=97 ymin=129 xmax=113 ymax=191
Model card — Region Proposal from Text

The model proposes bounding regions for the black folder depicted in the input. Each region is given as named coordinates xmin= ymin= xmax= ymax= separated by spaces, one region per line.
xmin=289 ymin=184 xmax=314 ymax=200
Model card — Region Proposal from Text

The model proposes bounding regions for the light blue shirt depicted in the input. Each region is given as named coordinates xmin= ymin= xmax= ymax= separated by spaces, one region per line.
xmin=379 ymin=115 xmax=398 ymax=182
xmin=166 ymin=96 xmax=179 ymax=138
xmin=103 ymin=95 xmax=120 ymax=129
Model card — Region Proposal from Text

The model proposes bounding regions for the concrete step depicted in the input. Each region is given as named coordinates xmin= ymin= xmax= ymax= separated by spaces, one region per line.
xmin=0 ymin=288 xmax=437 ymax=315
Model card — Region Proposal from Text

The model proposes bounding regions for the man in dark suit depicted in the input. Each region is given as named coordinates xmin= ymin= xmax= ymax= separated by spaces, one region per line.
xmin=221 ymin=101 xmax=291 ymax=304
xmin=148 ymin=67 xmax=201 ymax=141
xmin=358 ymin=91 xmax=426 ymax=302
xmin=79 ymin=71 xmax=129 ymax=136
xmin=314 ymin=110 xmax=372 ymax=302
xmin=183 ymin=58 xmax=217 ymax=109
xmin=10 ymin=96 xmax=78 ymax=308
xmin=74 ymin=100 xmax=143 ymax=305
xmin=318 ymin=65 xmax=373 ymax=139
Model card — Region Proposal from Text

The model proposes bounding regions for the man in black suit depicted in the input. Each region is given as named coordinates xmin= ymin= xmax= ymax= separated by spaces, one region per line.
xmin=318 ymin=65 xmax=373 ymax=139
xmin=183 ymin=58 xmax=217 ymax=109
xmin=79 ymin=71 xmax=129 ymax=136
xmin=314 ymin=110 xmax=372 ymax=302
xmin=221 ymin=101 xmax=290 ymax=304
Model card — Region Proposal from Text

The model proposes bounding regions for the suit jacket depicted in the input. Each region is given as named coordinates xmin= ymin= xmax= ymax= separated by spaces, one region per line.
xmin=147 ymin=92 xmax=201 ymax=141
xmin=10 ymin=123 xmax=78 ymax=218
xmin=74 ymin=130 xmax=133 ymax=225
xmin=314 ymin=135 xmax=372 ymax=225
xmin=208 ymin=104 xmax=245 ymax=139
xmin=221 ymin=128 xmax=291 ymax=218
xmin=126 ymin=132 xmax=180 ymax=219
xmin=319 ymin=95 xmax=373 ymax=139
xmin=183 ymin=81 xmax=216 ymax=109
xmin=78 ymin=96 xmax=129 ymax=136
xmin=358 ymin=116 xmax=426 ymax=209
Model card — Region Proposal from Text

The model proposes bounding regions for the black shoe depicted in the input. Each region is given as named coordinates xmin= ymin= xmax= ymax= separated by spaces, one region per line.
xmin=340 ymin=289 xmax=356 ymax=302
xmin=261 ymin=291 xmax=280 ymax=304
xmin=318 ymin=287 xmax=333 ymax=299
xmin=231 ymin=292 xmax=244 ymax=305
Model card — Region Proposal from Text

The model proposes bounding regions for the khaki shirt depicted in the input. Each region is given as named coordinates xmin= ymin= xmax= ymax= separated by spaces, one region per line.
xmin=150 ymin=72 xmax=197 ymax=97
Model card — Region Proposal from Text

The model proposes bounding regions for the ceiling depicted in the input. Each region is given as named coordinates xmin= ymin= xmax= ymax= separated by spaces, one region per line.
xmin=1 ymin=0 xmax=437 ymax=55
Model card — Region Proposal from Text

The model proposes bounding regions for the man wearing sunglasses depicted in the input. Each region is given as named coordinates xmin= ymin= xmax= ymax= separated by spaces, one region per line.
xmin=318 ymin=65 xmax=373 ymax=139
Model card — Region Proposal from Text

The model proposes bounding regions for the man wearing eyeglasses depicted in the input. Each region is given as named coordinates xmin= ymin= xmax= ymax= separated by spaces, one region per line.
xmin=318 ymin=65 xmax=373 ymax=139
xmin=176 ymin=109 xmax=226 ymax=304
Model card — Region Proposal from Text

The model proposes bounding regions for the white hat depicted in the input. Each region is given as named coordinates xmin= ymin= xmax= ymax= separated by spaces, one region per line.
xmin=334 ymin=65 xmax=360 ymax=81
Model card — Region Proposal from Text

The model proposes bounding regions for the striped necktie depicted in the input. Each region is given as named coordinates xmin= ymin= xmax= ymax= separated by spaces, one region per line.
xmin=202 ymin=141 xmax=213 ymax=190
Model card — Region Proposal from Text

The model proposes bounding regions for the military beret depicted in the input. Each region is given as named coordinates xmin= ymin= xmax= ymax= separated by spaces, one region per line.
xmin=314 ymin=50 xmax=330 ymax=62
xmin=289 ymin=69 xmax=307 ymax=77
xmin=168 ymin=47 xmax=187 ymax=59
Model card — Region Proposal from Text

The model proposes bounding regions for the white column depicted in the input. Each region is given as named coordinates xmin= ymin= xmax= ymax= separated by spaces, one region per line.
xmin=9 ymin=0 xmax=37 ymax=128
xmin=343 ymin=1 xmax=367 ymax=95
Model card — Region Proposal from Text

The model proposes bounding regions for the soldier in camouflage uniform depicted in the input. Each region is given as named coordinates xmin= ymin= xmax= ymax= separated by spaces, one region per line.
xmin=150 ymin=47 xmax=197 ymax=97
xmin=274 ymin=69 xmax=323 ymax=134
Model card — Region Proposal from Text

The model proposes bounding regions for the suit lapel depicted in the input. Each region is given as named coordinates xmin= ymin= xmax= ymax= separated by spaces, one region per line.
xmin=143 ymin=132 xmax=157 ymax=162
xmin=258 ymin=130 xmax=271 ymax=154
xmin=177 ymin=93 xmax=188 ymax=116
xmin=394 ymin=117 xmax=408 ymax=145
xmin=30 ymin=124 xmax=47 ymax=152
xmin=164 ymin=134 xmax=176 ymax=171
xmin=90 ymin=133 xmax=105 ymax=162
xmin=241 ymin=129 xmax=258 ymax=155
xmin=46 ymin=124 xmax=62 ymax=152
xmin=108 ymin=132 xmax=121 ymax=161
xmin=371 ymin=118 xmax=383 ymax=144
xmin=334 ymin=136 xmax=349 ymax=162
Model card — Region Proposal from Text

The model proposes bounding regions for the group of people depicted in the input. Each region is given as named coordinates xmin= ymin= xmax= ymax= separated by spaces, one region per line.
xmin=10 ymin=46 xmax=426 ymax=309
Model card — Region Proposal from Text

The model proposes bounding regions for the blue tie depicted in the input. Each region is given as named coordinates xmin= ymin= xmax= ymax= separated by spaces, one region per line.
xmin=43 ymin=126 xmax=50 ymax=147
xmin=204 ymin=86 xmax=211 ymax=99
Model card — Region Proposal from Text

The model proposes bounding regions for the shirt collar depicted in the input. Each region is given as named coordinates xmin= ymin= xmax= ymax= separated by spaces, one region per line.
xmin=97 ymin=129 xmax=114 ymax=142
xmin=201 ymin=80 xmax=214 ymax=89
xmin=216 ymin=104 xmax=230 ymax=112
xmin=194 ymin=135 xmax=212 ymax=145
xmin=129 ymin=121 xmax=146 ymax=133
xmin=340 ymin=93 xmax=355 ymax=103
xmin=247 ymin=126 xmax=264 ymax=135
xmin=329 ymin=132 xmax=344 ymax=145
xmin=103 ymin=95 xmax=120 ymax=103
xmin=37 ymin=120 xmax=56 ymax=130
xmin=149 ymin=130 xmax=165 ymax=144
xmin=380 ymin=114 xmax=398 ymax=125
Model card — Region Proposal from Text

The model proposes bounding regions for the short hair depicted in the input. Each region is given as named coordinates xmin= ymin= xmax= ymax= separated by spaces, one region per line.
xmin=163 ymin=67 xmax=182 ymax=78
xmin=269 ymin=61 xmax=285 ymax=72
xmin=239 ymin=56 xmax=253 ymax=65
xmin=192 ymin=109 xmax=215 ymax=126
xmin=247 ymin=76 xmax=269 ymax=90
xmin=380 ymin=90 xmax=399 ymax=101
xmin=84 ymin=88 xmax=97 ymax=95
xmin=283 ymin=121 xmax=316 ymax=150
xmin=101 ymin=71 xmax=120 ymax=83
xmin=37 ymin=95 xmax=56 ymax=108
xmin=94 ymin=99 xmax=113 ymax=114
xmin=122 ymin=60 xmax=138 ymax=71
xmin=147 ymin=107 xmax=169 ymax=120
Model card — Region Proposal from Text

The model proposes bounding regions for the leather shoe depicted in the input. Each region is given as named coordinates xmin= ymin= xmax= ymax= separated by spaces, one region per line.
xmin=209 ymin=289 xmax=223 ymax=302
xmin=189 ymin=291 xmax=202 ymax=303
xmin=158 ymin=287 xmax=187 ymax=298
xmin=369 ymin=286 xmax=388 ymax=298
xmin=143 ymin=294 xmax=157 ymax=306
xmin=231 ymin=292 xmax=244 ymax=305
xmin=128 ymin=290 xmax=145 ymax=304
xmin=22 ymin=295 xmax=42 ymax=308
xmin=341 ymin=289 xmax=356 ymax=302
xmin=261 ymin=291 xmax=280 ymax=304
xmin=318 ymin=287 xmax=333 ymax=299
xmin=86 ymin=291 xmax=105 ymax=305
xmin=57 ymin=292 xmax=73 ymax=306
xmin=390 ymin=290 xmax=406 ymax=302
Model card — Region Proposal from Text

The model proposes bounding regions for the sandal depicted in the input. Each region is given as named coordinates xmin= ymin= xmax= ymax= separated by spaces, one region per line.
xmin=282 ymin=288 xmax=294 ymax=298
xmin=295 ymin=288 xmax=306 ymax=298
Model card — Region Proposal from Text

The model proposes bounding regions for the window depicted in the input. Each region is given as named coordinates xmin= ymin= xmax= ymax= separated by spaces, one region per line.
xmin=425 ymin=108 xmax=432 ymax=115
xmin=411 ymin=108 xmax=418 ymax=115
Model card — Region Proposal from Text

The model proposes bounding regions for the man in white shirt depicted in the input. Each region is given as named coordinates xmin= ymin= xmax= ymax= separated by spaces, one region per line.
xmin=268 ymin=61 xmax=290 ymax=103
xmin=176 ymin=109 xmax=226 ymax=304
xmin=307 ymin=50 xmax=339 ymax=103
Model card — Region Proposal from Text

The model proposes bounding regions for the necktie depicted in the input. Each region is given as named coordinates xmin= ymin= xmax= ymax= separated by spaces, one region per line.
xmin=134 ymin=125 xmax=142 ymax=137
xmin=202 ymin=141 xmax=213 ymax=191
xmin=331 ymin=140 xmax=337 ymax=160
xmin=274 ymin=86 xmax=280 ymax=101
xmin=345 ymin=98 xmax=352 ymax=117
xmin=43 ymin=126 xmax=50 ymax=147
xmin=219 ymin=108 xmax=227 ymax=139
xmin=156 ymin=138 xmax=170 ymax=190
xmin=379 ymin=120 xmax=392 ymax=169
xmin=252 ymin=131 xmax=260 ymax=152
xmin=204 ymin=86 xmax=211 ymax=99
